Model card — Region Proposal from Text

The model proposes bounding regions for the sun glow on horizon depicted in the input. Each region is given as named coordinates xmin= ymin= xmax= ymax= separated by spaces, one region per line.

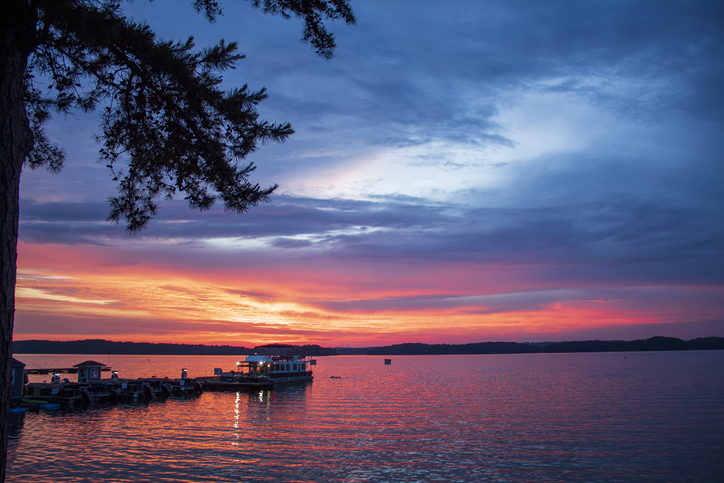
xmin=14 ymin=238 xmax=715 ymax=347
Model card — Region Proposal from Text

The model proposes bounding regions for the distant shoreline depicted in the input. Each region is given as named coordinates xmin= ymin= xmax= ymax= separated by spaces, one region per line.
xmin=12 ymin=336 xmax=724 ymax=356
xmin=12 ymin=340 xmax=335 ymax=357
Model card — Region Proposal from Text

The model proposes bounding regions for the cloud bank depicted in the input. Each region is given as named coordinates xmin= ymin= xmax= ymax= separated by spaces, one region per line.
xmin=15 ymin=0 xmax=724 ymax=345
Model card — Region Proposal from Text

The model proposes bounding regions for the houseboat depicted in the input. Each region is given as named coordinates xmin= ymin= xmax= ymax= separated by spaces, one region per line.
xmin=241 ymin=354 xmax=315 ymax=384
xmin=199 ymin=354 xmax=314 ymax=391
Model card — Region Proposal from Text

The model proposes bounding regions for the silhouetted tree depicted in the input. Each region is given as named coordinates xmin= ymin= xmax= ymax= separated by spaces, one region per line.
xmin=0 ymin=1 xmax=354 ymax=479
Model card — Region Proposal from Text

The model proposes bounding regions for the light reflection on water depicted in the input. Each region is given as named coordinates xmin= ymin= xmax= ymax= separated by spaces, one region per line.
xmin=7 ymin=351 xmax=724 ymax=482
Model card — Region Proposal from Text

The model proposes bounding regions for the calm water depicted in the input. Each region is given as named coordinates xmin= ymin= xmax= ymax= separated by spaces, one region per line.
xmin=7 ymin=352 xmax=724 ymax=482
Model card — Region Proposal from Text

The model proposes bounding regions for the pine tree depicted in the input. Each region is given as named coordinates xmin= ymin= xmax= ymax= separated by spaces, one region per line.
xmin=0 ymin=1 xmax=355 ymax=479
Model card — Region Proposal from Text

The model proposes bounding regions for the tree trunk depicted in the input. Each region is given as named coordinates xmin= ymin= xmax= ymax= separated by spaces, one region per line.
xmin=0 ymin=3 xmax=34 ymax=480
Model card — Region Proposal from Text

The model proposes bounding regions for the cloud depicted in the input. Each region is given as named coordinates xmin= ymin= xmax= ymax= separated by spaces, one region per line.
xmin=19 ymin=187 xmax=724 ymax=285
xmin=14 ymin=0 xmax=724 ymax=344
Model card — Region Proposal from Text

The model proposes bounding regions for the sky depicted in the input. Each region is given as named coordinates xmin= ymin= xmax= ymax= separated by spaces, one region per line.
xmin=15 ymin=0 xmax=724 ymax=347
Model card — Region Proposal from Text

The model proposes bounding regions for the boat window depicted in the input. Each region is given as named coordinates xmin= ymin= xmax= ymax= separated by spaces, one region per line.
xmin=286 ymin=364 xmax=290 ymax=371
xmin=293 ymin=364 xmax=297 ymax=370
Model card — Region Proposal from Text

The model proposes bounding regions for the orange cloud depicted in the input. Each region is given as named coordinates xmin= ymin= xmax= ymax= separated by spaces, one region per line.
xmin=14 ymin=241 xmax=723 ymax=346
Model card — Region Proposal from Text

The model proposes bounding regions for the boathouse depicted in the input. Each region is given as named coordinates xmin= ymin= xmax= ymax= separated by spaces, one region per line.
xmin=11 ymin=358 xmax=26 ymax=401
xmin=74 ymin=361 xmax=106 ymax=383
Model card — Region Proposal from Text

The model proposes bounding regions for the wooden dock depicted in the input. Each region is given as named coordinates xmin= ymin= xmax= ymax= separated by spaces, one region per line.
xmin=23 ymin=377 xmax=203 ymax=405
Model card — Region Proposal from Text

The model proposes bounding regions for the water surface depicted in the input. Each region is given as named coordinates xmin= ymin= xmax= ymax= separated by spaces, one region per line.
xmin=7 ymin=351 xmax=724 ymax=482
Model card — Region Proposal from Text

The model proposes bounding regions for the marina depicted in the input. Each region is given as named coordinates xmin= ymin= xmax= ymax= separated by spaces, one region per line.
xmin=11 ymin=353 xmax=316 ymax=411
xmin=13 ymin=360 xmax=205 ymax=410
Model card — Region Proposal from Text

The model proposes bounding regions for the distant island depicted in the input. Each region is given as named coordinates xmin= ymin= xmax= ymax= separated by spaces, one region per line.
xmin=12 ymin=336 xmax=724 ymax=356
xmin=366 ymin=336 xmax=724 ymax=355
xmin=12 ymin=339 xmax=337 ymax=357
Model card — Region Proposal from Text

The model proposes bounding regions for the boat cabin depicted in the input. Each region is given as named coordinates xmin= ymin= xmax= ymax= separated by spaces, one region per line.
xmin=73 ymin=360 xmax=106 ymax=383
xmin=236 ymin=354 xmax=313 ymax=379
xmin=10 ymin=358 xmax=26 ymax=401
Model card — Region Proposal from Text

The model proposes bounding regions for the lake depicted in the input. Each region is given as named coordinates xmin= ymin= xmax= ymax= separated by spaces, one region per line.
xmin=6 ymin=351 xmax=724 ymax=482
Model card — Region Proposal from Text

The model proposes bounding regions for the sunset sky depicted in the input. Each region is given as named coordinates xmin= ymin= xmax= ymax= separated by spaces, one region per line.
xmin=15 ymin=0 xmax=724 ymax=347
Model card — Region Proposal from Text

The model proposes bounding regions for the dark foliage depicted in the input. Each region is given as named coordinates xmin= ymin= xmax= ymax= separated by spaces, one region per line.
xmin=542 ymin=336 xmax=692 ymax=353
xmin=13 ymin=339 xmax=339 ymax=356
xmin=13 ymin=339 xmax=254 ymax=355
xmin=254 ymin=343 xmax=337 ymax=356
xmin=24 ymin=0 xmax=355 ymax=232
xmin=334 ymin=347 xmax=373 ymax=355
xmin=367 ymin=342 xmax=540 ymax=356
xmin=14 ymin=336 xmax=724 ymax=357
xmin=281 ymin=344 xmax=337 ymax=357
xmin=3 ymin=4 xmax=354 ymax=477
xmin=366 ymin=337 xmax=724 ymax=355
xmin=687 ymin=337 xmax=724 ymax=351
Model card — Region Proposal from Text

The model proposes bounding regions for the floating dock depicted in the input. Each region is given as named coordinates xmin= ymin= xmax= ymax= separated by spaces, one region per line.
xmin=17 ymin=362 xmax=202 ymax=409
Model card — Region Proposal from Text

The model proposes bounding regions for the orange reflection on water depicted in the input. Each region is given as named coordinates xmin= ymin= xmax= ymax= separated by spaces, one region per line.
xmin=7 ymin=353 xmax=724 ymax=482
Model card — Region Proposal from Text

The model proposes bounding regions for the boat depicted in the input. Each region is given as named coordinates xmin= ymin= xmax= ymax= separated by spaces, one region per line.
xmin=86 ymin=382 xmax=119 ymax=404
xmin=198 ymin=354 xmax=315 ymax=391
xmin=149 ymin=370 xmax=203 ymax=398
xmin=24 ymin=382 xmax=63 ymax=402
xmin=24 ymin=382 xmax=91 ymax=405
xmin=117 ymin=380 xmax=154 ymax=401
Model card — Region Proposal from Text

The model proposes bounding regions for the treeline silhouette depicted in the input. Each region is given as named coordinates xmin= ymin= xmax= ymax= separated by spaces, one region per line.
xmin=13 ymin=336 xmax=724 ymax=356
xmin=366 ymin=341 xmax=538 ymax=355
xmin=366 ymin=336 xmax=724 ymax=355
xmin=13 ymin=339 xmax=336 ymax=356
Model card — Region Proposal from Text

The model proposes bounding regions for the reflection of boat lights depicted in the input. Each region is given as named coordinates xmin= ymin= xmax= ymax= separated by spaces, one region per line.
xmin=234 ymin=392 xmax=240 ymax=430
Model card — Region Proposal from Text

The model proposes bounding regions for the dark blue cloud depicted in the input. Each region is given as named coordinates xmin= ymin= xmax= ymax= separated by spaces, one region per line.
xmin=20 ymin=188 xmax=724 ymax=287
